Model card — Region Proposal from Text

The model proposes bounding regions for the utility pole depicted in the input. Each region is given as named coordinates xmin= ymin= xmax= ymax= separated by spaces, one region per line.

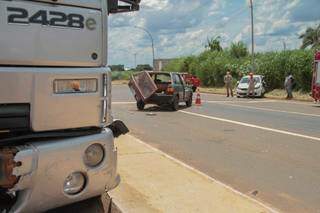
xmin=134 ymin=53 xmax=137 ymax=68
xmin=249 ymin=0 xmax=255 ymax=72
xmin=134 ymin=26 xmax=155 ymax=70
xmin=283 ymin=40 xmax=287 ymax=51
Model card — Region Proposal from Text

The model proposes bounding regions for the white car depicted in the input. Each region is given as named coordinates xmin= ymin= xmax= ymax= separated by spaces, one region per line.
xmin=236 ymin=75 xmax=266 ymax=98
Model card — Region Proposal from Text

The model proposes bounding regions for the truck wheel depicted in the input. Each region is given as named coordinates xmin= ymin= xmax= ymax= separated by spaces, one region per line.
xmin=137 ymin=100 xmax=145 ymax=110
xmin=186 ymin=95 xmax=193 ymax=107
xmin=171 ymin=96 xmax=179 ymax=111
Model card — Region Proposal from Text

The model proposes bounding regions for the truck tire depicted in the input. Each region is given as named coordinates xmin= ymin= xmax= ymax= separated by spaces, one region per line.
xmin=171 ymin=95 xmax=179 ymax=111
xmin=186 ymin=94 xmax=193 ymax=107
xmin=137 ymin=100 xmax=145 ymax=111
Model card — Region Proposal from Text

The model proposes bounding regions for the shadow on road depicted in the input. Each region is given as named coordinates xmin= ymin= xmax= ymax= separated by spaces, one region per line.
xmin=139 ymin=105 xmax=189 ymax=112
xmin=47 ymin=194 xmax=121 ymax=213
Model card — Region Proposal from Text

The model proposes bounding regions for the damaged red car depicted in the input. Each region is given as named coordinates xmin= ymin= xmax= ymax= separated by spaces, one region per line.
xmin=129 ymin=71 xmax=193 ymax=111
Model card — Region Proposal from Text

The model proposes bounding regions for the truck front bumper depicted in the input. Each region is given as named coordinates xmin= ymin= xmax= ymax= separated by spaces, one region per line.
xmin=6 ymin=128 xmax=118 ymax=213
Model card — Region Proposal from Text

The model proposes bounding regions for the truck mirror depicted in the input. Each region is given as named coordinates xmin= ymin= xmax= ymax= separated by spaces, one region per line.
xmin=108 ymin=0 xmax=140 ymax=14
xmin=108 ymin=0 xmax=119 ymax=13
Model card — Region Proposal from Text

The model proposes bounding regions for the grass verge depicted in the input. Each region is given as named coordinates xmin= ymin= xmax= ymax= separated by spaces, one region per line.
xmin=200 ymin=87 xmax=313 ymax=102
xmin=112 ymin=80 xmax=129 ymax=85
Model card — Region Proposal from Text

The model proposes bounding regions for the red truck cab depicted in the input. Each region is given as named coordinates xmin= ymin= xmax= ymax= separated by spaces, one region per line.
xmin=181 ymin=73 xmax=201 ymax=92
xmin=312 ymin=52 xmax=320 ymax=102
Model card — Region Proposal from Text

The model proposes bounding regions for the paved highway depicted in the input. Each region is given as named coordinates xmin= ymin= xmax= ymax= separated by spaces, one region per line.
xmin=112 ymin=84 xmax=320 ymax=212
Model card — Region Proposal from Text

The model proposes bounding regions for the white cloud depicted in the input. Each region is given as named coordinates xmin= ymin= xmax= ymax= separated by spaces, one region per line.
xmin=108 ymin=0 xmax=319 ymax=67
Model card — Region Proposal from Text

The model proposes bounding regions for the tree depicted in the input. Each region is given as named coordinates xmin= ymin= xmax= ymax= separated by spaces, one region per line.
xmin=299 ymin=24 xmax=320 ymax=50
xmin=205 ymin=36 xmax=223 ymax=52
xmin=108 ymin=65 xmax=125 ymax=71
xmin=230 ymin=41 xmax=249 ymax=58
xmin=136 ymin=64 xmax=153 ymax=71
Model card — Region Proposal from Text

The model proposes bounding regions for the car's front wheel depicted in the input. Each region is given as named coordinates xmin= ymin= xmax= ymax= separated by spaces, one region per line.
xmin=137 ymin=100 xmax=145 ymax=110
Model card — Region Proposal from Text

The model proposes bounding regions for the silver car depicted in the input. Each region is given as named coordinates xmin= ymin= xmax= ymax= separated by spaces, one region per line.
xmin=236 ymin=75 xmax=266 ymax=98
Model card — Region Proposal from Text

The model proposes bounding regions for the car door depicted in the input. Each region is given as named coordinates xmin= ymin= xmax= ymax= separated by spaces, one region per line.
xmin=172 ymin=73 xmax=184 ymax=101
xmin=178 ymin=74 xmax=188 ymax=100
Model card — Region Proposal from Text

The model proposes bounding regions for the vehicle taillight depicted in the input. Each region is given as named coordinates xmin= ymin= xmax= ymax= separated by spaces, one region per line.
xmin=315 ymin=52 xmax=320 ymax=60
xmin=166 ymin=87 xmax=175 ymax=95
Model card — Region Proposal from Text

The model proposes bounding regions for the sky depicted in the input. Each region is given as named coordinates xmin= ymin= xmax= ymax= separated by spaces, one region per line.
xmin=108 ymin=0 xmax=320 ymax=68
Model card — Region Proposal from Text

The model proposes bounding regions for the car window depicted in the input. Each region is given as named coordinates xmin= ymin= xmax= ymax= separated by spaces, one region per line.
xmin=240 ymin=77 xmax=260 ymax=83
xmin=173 ymin=74 xmax=182 ymax=85
xmin=178 ymin=74 xmax=186 ymax=85
xmin=240 ymin=77 xmax=249 ymax=83
xmin=317 ymin=63 xmax=320 ymax=84
xmin=155 ymin=74 xmax=171 ymax=83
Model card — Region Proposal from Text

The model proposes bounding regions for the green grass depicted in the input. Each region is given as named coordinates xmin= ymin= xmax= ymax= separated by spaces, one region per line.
xmin=111 ymin=71 xmax=134 ymax=81
xmin=199 ymin=87 xmax=313 ymax=102
xmin=264 ymin=89 xmax=313 ymax=102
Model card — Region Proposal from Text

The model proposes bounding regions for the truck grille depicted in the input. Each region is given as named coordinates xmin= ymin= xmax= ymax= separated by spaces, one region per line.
xmin=0 ymin=104 xmax=30 ymax=133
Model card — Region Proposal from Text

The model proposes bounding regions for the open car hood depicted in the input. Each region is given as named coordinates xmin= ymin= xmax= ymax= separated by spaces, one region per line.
xmin=128 ymin=71 xmax=157 ymax=102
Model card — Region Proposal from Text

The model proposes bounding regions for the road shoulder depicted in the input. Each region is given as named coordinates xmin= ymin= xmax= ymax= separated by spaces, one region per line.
xmin=109 ymin=134 xmax=277 ymax=213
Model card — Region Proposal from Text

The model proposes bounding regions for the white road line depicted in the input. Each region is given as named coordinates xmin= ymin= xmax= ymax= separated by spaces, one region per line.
xmin=205 ymin=100 xmax=276 ymax=104
xmin=128 ymin=134 xmax=278 ymax=213
xmin=242 ymin=100 xmax=277 ymax=104
xmin=213 ymin=102 xmax=320 ymax=118
xmin=112 ymin=101 xmax=136 ymax=105
xmin=201 ymin=92 xmax=314 ymax=105
xmin=274 ymin=100 xmax=315 ymax=106
xmin=180 ymin=110 xmax=320 ymax=142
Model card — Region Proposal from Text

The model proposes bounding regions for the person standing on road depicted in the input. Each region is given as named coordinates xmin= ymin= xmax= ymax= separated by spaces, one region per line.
xmin=224 ymin=71 xmax=234 ymax=97
xmin=247 ymin=72 xmax=256 ymax=98
xmin=284 ymin=73 xmax=294 ymax=99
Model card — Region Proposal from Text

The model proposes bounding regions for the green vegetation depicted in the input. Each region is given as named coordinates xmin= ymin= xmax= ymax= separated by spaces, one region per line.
xmin=136 ymin=64 xmax=153 ymax=71
xmin=299 ymin=24 xmax=320 ymax=50
xmin=109 ymin=64 xmax=125 ymax=71
xmin=111 ymin=71 xmax=135 ymax=81
xmin=164 ymin=41 xmax=314 ymax=92
xmin=110 ymin=64 xmax=153 ymax=81
xmin=205 ymin=36 xmax=223 ymax=52
xmin=229 ymin=41 xmax=249 ymax=59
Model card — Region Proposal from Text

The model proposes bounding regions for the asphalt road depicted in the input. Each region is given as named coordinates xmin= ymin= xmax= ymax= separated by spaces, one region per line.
xmin=112 ymin=84 xmax=320 ymax=213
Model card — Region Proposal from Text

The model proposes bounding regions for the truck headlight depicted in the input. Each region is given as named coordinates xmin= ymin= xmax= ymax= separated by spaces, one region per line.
xmin=63 ymin=172 xmax=86 ymax=195
xmin=54 ymin=79 xmax=98 ymax=94
xmin=83 ymin=144 xmax=105 ymax=167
